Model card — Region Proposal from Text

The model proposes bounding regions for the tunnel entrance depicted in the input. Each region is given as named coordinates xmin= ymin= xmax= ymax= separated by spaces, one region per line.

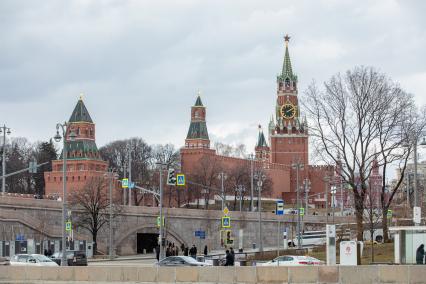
xmin=137 ymin=233 xmax=158 ymax=254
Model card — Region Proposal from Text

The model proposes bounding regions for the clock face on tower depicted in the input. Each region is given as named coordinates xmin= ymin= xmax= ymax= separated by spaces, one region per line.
xmin=280 ymin=103 xmax=296 ymax=119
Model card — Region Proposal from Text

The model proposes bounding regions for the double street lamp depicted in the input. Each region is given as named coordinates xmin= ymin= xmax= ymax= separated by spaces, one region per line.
xmin=1 ymin=125 xmax=11 ymax=194
xmin=104 ymin=169 xmax=118 ymax=260
xmin=54 ymin=122 xmax=76 ymax=266
xmin=254 ymin=172 xmax=265 ymax=252
xmin=235 ymin=185 xmax=246 ymax=212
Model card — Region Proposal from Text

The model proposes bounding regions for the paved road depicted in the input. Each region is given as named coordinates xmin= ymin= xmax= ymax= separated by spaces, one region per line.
xmin=89 ymin=254 xmax=157 ymax=267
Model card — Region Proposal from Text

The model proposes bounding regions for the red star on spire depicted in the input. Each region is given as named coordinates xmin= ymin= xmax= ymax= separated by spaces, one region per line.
xmin=284 ymin=34 xmax=290 ymax=42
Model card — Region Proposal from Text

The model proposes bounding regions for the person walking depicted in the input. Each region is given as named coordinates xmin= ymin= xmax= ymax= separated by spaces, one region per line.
xmin=184 ymin=246 xmax=189 ymax=256
xmin=204 ymin=245 xmax=208 ymax=256
xmin=155 ymin=244 xmax=160 ymax=261
xmin=416 ymin=244 xmax=425 ymax=264
xmin=224 ymin=250 xmax=234 ymax=266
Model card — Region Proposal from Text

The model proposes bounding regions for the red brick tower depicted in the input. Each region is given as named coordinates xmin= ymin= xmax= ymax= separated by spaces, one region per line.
xmin=181 ymin=95 xmax=215 ymax=172
xmin=255 ymin=126 xmax=270 ymax=161
xmin=268 ymin=35 xmax=309 ymax=167
xmin=44 ymin=97 xmax=109 ymax=198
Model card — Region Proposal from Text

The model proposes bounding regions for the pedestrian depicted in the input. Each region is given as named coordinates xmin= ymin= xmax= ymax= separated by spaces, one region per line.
xmin=230 ymin=247 xmax=235 ymax=257
xmin=155 ymin=244 xmax=160 ymax=261
xmin=184 ymin=246 xmax=189 ymax=256
xmin=224 ymin=250 xmax=234 ymax=266
xmin=204 ymin=245 xmax=208 ymax=256
xmin=189 ymin=245 xmax=197 ymax=259
xmin=180 ymin=243 xmax=185 ymax=253
xmin=171 ymin=243 xmax=175 ymax=256
xmin=416 ymin=244 xmax=425 ymax=264
xmin=44 ymin=249 xmax=48 ymax=256
xmin=47 ymin=248 xmax=52 ymax=257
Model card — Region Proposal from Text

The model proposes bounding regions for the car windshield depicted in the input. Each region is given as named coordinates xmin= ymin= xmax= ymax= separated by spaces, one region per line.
xmin=179 ymin=256 xmax=199 ymax=264
xmin=33 ymin=255 xmax=53 ymax=262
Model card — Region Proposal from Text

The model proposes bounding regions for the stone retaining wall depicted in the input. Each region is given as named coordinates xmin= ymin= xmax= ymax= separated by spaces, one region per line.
xmin=0 ymin=265 xmax=425 ymax=283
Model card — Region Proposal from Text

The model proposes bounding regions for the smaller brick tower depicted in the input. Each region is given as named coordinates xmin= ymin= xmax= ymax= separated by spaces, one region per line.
xmin=44 ymin=97 xmax=109 ymax=198
xmin=255 ymin=126 xmax=270 ymax=161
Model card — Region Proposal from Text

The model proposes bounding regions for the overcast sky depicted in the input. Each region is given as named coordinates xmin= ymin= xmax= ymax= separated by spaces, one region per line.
xmin=1 ymin=0 xmax=425 ymax=157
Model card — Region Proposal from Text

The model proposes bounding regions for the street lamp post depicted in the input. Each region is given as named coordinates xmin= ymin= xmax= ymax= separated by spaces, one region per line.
xmin=254 ymin=172 xmax=265 ymax=252
xmin=236 ymin=185 xmax=245 ymax=212
xmin=219 ymin=172 xmax=227 ymax=210
xmin=292 ymin=161 xmax=304 ymax=249
xmin=409 ymin=132 xmax=426 ymax=225
xmin=0 ymin=125 xmax=11 ymax=194
xmin=324 ymin=176 xmax=330 ymax=224
xmin=105 ymin=168 xmax=118 ymax=260
xmin=303 ymin=179 xmax=311 ymax=216
xmin=156 ymin=162 xmax=167 ymax=260
xmin=249 ymin=154 xmax=254 ymax=211
xmin=54 ymin=123 xmax=76 ymax=266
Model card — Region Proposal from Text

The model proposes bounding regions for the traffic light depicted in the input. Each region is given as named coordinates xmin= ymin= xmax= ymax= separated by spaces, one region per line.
xmin=167 ymin=168 xmax=176 ymax=186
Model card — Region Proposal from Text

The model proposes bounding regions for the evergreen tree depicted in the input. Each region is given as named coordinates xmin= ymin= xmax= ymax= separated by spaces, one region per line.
xmin=34 ymin=140 xmax=57 ymax=196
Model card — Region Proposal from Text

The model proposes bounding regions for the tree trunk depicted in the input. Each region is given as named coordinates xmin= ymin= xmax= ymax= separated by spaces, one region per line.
xmin=370 ymin=229 xmax=375 ymax=263
xmin=381 ymin=208 xmax=389 ymax=242
xmin=355 ymin=209 xmax=364 ymax=241
xmin=92 ymin=231 xmax=98 ymax=255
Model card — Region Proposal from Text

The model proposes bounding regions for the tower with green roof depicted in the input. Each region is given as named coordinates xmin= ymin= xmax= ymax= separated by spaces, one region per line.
xmin=184 ymin=95 xmax=211 ymax=149
xmin=269 ymin=35 xmax=308 ymax=167
xmin=45 ymin=96 xmax=109 ymax=198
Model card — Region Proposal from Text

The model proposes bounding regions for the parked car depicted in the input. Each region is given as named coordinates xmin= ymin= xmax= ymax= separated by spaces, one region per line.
xmin=10 ymin=254 xmax=58 ymax=266
xmin=0 ymin=257 xmax=10 ymax=266
xmin=156 ymin=256 xmax=212 ymax=267
xmin=258 ymin=255 xmax=324 ymax=266
xmin=50 ymin=251 xmax=87 ymax=266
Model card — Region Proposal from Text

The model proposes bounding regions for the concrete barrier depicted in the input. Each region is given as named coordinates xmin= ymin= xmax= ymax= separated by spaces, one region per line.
xmin=0 ymin=265 xmax=423 ymax=283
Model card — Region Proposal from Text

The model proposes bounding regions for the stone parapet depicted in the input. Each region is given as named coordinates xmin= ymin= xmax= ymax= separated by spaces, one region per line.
xmin=0 ymin=265 xmax=423 ymax=283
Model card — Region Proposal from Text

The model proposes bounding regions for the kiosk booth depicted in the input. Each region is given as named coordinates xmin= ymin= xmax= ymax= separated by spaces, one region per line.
xmin=390 ymin=226 xmax=426 ymax=264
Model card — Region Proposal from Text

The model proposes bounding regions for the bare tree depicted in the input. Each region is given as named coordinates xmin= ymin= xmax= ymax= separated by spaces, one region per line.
xmin=69 ymin=177 xmax=120 ymax=254
xmin=191 ymin=155 xmax=222 ymax=209
xmin=303 ymin=66 xmax=415 ymax=240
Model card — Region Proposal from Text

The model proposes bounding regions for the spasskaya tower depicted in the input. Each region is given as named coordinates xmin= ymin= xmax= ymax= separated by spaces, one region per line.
xmin=268 ymin=35 xmax=308 ymax=167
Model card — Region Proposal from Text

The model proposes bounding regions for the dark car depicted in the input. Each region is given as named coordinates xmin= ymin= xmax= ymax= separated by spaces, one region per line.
xmin=50 ymin=251 xmax=87 ymax=266
xmin=156 ymin=256 xmax=211 ymax=267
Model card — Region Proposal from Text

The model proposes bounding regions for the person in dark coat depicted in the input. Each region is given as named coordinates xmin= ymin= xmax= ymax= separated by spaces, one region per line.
xmin=189 ymin=245 xmax=197 ymax=259
xmin=204 ymin=245 xmax=208 ymax=256
xmin=155 ymin=245 xmax=160 ymax=261
xmin=184 ymin=246 xmax=189 ymax=256
xmin=224 ymin=250 xmax=234 ymax=266
xmin=44 ymin=249 xmax=48 ymax=256
xmin=416 ymin=244 xmax=425 ymax=264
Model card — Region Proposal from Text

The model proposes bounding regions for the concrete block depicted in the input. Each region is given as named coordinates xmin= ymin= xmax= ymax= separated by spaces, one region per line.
xmin=409 ymin=265 xmax=426 ymax=284
xmin=318 ymin=266 xmax=339 ymax=283
xmin=56 ymin=267 xmax=74 ymax=282
xmin=87 ymin=266 xmax=109 ymax=282
xmin=340 ymin=266 xmax=378 ymax=284
xmin=235 ymin=267 xmax=256 ymax=283
xmin=198 ymin=267 xmax=219 ymax=283
xmin=74 ymin=266 xmax=89 ymax=281
xmin=176 ymin=267 xmax=199 ymax=282
xmin=217 ymin=267 xmax=235 ymax=284
xmin=7 ymin=266 xmax=26 ymax=281
xmin=378 ymin=265 xmax=409 ymax=283
xmin=256 ymin=266 xmax=288 ymax=283
xmin=122 ymin=266 xmax=138 ymax=282
xmin=0 ymin=266 xmax=9 ymax=280
xmin=138 ymin=267 xmax=157 ymax=282
xmin=107 ymin=266 xmax=123 ymax=281
xmin=26 ymin=266 xmax=43 ymax=281
xmin=157 ymin=267 xmax=175 ymax=283
xmin=288 ymin=266 xmax=318 ymax=283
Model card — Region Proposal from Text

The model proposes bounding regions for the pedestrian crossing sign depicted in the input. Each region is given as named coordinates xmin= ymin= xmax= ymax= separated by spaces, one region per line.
xmin=222 ymin=216 xmax=231 ymax=228
xmin=121 ymin=178 xmax=129 ymax=189
xmin=65 ymin=221 xmax=72 ymax=232
xmin=299 ymin=207 xmax=305 ymax=216
xmin=156 ymin=216 xmax=165 ymax=227
xmin=176 ymin=174 xmax=185 ymax=186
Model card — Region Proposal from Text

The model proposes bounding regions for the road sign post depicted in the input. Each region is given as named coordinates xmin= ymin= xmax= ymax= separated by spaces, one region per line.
xmin=176 ymin=174 xmax=185 ymax=186
xmin=276 ymin=200 xmax=284 ymax=215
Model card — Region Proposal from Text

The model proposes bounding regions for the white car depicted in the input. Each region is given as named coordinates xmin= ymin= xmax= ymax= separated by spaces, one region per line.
xmin=10 ymin=254 xmax=59 ymax=266
xmin=259 ymin=255 xmax=324 ymax=266
xmin=156 ymin=256 xmax=212 ymax=267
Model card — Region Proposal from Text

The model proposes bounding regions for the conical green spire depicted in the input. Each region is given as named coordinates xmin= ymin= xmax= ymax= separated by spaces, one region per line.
xmin=69 ymin=96 xmax=93 ymax=123
xmin=278 ymin=35 xmax=297 ymax=83
xmin=194 ymin=95 xmax=203 ymax=107
xmin=256 ymin=127 xmax=268 ymax=148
